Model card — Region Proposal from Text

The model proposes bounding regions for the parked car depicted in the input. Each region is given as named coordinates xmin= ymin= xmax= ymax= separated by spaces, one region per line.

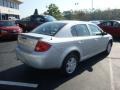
xmin=89 ymin=20 xmax=104 ymax=25
xmin=16 ymin=21 xmax=113 ymax=75
xmin=0 ymin=20 xmax=22 ymax=39
xmin=17 ymin=15 xmax=56 ymax=32
xmin=98 ymin=20 xmax=120 ymax=37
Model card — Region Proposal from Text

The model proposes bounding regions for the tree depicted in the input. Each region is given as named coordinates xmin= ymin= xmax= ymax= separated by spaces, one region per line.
xmin=45 ymin=4 xmax=63 ymax=20
xmin=62 ymin=9 xmax=120 ymax=20
xmin=63 ymin=11 xmax=73 ymax=20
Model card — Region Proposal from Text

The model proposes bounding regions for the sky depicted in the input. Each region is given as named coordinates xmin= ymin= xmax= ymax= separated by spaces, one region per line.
xmin=19 ymin=0 xmax=120 ymax=18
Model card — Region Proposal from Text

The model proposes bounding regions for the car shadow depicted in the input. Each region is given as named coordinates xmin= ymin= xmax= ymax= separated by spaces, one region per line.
xmin=0 ymin=53 xmax=108 ymax=90
xmin=0 ymin=38 xmax=17 ymax=43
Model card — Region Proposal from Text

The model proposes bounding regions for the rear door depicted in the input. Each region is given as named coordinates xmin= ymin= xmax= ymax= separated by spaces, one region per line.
xmin=71 ymin=24 xmax=96 ymax=60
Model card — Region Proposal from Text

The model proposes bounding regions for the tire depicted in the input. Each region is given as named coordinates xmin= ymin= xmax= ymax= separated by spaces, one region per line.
xmin=61 ymin=53 xmax=79 ymax=76
xmin=105 ymin=42 xmax=112 ymax=55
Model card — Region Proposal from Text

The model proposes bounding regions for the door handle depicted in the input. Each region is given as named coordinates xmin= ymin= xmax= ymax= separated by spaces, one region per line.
xmin=78 ymin=41 xmax=83 ymax=44
xmin=94 ymin=38 xmax=98 ymax=40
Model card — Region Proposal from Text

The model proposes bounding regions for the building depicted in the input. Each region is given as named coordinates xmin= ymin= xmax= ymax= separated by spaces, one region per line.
xmin=0 ymin=0 xmax=23 ymax=20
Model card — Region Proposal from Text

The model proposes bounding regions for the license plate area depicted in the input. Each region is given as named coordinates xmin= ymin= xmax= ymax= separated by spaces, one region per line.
xmin=18 ymin=35 xmax=38 ymax=52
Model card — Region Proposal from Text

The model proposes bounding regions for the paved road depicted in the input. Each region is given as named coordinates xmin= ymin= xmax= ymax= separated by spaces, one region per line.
xmin=0 ymin=40 xmax=120 ymax=90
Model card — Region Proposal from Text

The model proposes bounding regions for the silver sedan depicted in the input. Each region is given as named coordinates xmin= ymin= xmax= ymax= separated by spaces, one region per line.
xmin=16 ymin=21 xmax=113 ymax=75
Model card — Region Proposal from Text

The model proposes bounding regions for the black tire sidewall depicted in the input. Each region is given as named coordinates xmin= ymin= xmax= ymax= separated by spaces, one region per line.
xmin=106 ymin=42 xmax=112 ymax=54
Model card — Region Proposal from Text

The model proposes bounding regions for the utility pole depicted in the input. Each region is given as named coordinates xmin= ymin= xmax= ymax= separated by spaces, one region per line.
xmin=92 ymin=0 xmax=93 ymax=12
xmin=91 ymin=0 xmax=94 ymax=20
xmin=75 ymin=2 xmax=79 ymax=11
xmin=0 ymin=10 xmax=2 ymax=20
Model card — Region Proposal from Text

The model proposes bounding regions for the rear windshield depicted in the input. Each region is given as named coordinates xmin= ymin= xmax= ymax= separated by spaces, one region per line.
xmin=31 ymin=22 xmax=66 ymax=36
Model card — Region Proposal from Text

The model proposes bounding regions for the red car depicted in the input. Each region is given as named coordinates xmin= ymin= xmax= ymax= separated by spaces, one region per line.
xmin=0 ymin=20 xmax=22 ymax=39
xmin=98 ymin=20 xmax=120 ymax=37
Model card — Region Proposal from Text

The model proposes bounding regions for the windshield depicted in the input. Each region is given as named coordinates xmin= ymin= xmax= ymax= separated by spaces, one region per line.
xmin=31 ymin=22 xmax=66 ymax=36
xmin=0 ymin=21 xmax=16 ymax=27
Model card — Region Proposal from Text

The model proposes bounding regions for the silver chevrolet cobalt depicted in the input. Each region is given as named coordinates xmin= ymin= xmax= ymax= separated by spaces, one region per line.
xmin=16 ymin=21 xmax=113 ymax=75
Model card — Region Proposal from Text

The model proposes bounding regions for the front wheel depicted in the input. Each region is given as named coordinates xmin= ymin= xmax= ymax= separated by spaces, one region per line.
xmin=61 ymin=53 xmax=79 ymax=76
xmin=105 ymin=42 xmax=112 ymax=55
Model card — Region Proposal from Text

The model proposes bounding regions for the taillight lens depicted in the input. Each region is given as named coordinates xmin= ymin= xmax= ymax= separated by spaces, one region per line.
xmin=35 ymin=41 xmax=51 ymax=52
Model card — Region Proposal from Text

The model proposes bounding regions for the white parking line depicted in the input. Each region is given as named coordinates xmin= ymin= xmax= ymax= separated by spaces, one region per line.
xmin=109 ymin=58 xmax=115 ymax=90
xmin=0 ymin=80 xmax=38 ymax=88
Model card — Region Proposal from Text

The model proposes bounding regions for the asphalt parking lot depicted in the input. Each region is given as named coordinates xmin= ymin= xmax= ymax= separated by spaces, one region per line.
xmin=0 ymin=39 xmax=120 ymax=90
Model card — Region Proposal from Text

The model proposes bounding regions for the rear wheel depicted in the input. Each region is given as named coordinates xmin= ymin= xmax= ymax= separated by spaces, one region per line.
xmin=61 ymin=53 xmax=79 ymax=76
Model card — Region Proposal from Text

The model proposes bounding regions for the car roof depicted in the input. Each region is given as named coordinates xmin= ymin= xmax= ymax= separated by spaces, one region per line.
xmin=102 ymin=20 xmax=120 ymax=23
xmin=89 ymin=20 xmax=104 ymax=22
xmin=112 ymin=20 xmax=120 ymax=23
xmin=51 ymin=20 xmax=93 ymax=25
xmin=0 ymin=20 xmax=15 ymax=22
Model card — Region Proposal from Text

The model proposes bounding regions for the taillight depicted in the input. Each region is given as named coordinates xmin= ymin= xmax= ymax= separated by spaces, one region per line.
xmin=35 ymin=41 xmax=51 ymax=52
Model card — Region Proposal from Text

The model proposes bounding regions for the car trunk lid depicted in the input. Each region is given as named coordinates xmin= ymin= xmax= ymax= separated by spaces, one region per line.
xmin=18 ymin=33 xmax=52 ymax=53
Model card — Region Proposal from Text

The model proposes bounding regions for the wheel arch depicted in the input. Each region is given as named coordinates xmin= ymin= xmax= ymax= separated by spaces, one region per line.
xmin=109 ymin=39 xmax=113 ymax=46
xmin=60 ymin=47 xmax=81 ymax=68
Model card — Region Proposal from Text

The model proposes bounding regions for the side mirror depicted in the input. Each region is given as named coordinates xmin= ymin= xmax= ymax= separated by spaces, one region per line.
xmin=96 ymin=32 xmax=107 ymax=36
xmin=102 ymin=32 xmax=107 ymax=35
xmin=96 ymin=33 xmax=102 ymax=35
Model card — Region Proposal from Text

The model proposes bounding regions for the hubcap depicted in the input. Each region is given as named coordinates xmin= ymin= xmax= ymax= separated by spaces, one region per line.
xmin=107 ymin=43 xmax=111 ymax=53
xmin=66 ymin=57 xmax=77 ymax=74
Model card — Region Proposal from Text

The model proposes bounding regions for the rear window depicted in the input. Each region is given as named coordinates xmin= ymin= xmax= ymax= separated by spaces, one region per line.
xmin=31 ymin=22 xmax=66 ymax=36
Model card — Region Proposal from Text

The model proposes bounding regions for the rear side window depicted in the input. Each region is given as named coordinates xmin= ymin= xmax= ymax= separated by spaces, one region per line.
xmin=112 ymin=21 xmax=120 ymax=27
xmin=71 ymin=24 xmax=90 ymax=36
xmin=31 ymin=22 xmax=66 ymax=36
xmin=100 ymin=21 xmax=112 ymax=26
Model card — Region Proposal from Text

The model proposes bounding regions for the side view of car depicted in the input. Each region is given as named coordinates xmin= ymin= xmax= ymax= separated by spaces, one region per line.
xmin=98 ymin=20 xmax=120 ymax=38
xmin=16 ymin=21 xmax=113 ymax=75
xmin=0 ymin=20 xmax=22 ymax=39
xmin=17 ymin=15 xmax=56 ymax=32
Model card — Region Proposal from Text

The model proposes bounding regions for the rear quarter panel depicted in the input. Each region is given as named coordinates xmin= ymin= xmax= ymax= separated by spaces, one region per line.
xmin=46 ymin=37 xmax=83 ymax=68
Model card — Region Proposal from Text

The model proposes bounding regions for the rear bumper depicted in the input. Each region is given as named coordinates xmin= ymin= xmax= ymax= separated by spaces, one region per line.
xmin=16 ymin=46 xmax=62 ymax=69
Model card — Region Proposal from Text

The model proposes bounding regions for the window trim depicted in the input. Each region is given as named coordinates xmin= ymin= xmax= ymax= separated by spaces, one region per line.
xmin=71 ymin=25 xmax=78 ymax=37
